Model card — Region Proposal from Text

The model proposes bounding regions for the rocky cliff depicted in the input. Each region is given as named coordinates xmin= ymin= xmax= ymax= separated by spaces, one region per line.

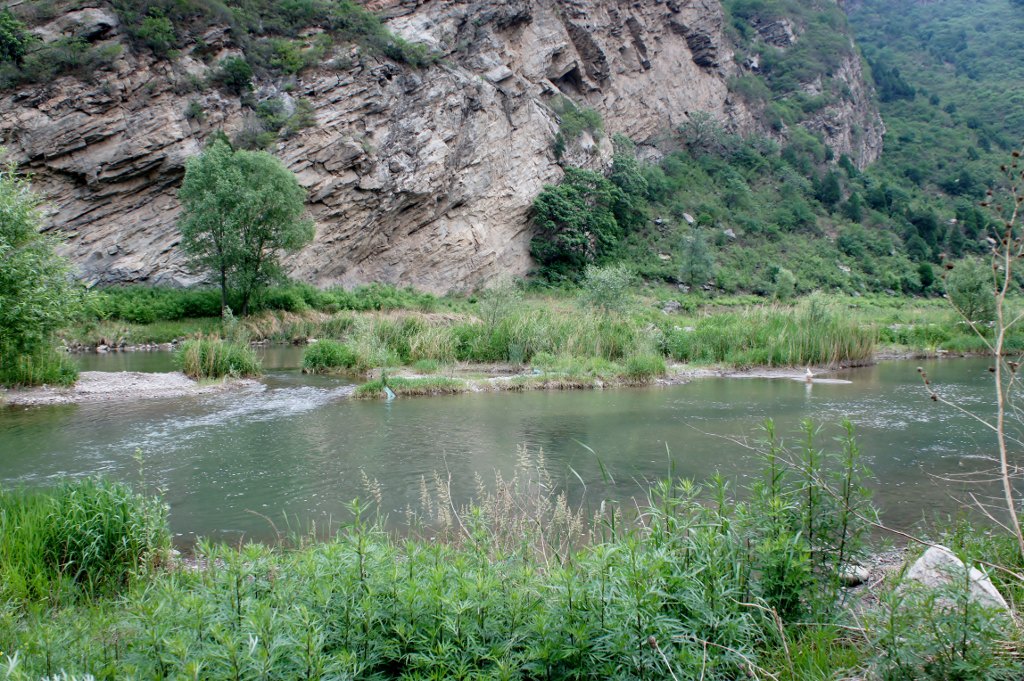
xmin=0 ymin=0 xmax=883 ymax=293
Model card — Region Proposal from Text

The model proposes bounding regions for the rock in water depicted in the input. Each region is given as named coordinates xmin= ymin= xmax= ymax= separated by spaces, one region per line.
xmin=903 ymin=545 xmax=1009 ymax=613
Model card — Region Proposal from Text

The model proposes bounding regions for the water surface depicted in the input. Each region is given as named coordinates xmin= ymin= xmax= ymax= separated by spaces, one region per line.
xmin=0 ymin=354 xmax=1009 ymax=543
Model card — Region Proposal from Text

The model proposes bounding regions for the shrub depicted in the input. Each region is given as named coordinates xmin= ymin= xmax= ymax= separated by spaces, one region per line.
xmin=577 ymin=263 xmax=634 ymax=313
xmin=214 ymin=56 xmax=253 ymax=94
xmin=177 ymin=338 xmax=262 ymax=379
xmin=302 ymin=339 xmax=357 ymax=373
xmin=945 ymin=257 xmax=997 ymax=324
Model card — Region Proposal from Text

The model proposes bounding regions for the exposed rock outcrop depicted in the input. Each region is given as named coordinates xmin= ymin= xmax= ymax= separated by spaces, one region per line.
xmin=0 ymin=0 xmax=882 ymax=293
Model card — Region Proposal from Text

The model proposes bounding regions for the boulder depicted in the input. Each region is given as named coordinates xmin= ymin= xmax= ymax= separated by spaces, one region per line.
xmin=903 ymin=546 xmax=1009 ymax=613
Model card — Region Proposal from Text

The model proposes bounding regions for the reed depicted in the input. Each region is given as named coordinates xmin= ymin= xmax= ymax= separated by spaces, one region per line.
xmin=0 ymin=479 xmax=169 ymax=603
xmin=667 ymin=300 xmax=876 ymax=367
xmin=301 ymin=339 xmax=358 ymax=374
xmin=0 ymin=346 xmax=77 ymax=387
xmin=354 ymin=375 xmax=467 ymax=398
xmin=177 ymin=338 xmax=262 ymax=379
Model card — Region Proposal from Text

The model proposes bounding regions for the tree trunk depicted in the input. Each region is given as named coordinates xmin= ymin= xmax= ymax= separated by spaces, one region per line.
xmin=219 ymin=267 xmax=229 ymax=318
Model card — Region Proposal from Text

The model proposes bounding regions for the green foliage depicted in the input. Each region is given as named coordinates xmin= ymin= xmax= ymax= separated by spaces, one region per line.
xmin=1 ymin=36 xmax=122 ymax=87
xmin=665 ymin=299 xmax=876 ymax=366
xmin=0 ymin=479 xmax=169 ymax=602
xmin=577 ymin=263 xmax=635 ymax=313
xmin=678 ymin=231 xmax=716 ymax=288
xmin=0 ymin=9 xmax=31 ymax=64
xmin=178 ymin=139 xmax=314 ymax=316
xmin=0 ymin=347 xmax=78 ymax=388
xmin=177 ymin=337 xmax=262 ymax=378
xmin=302 ymin=339 xmax=358 ymax=373
xmin=530 ymin=168 xmax=624 ymax=276
xmin=623 ymin=353 xmax=666 ymax=380
xmin=0 ymin=437 xmax=891 ymax=679
xmin=355 ymin=374 xmax=466 ymax=397
xmin=945 ymin=257 xmax=997 ymax=324
xmin=551 ymin=96 xmax=603 ymax=158
xmin=135 ymin=10 xmax=177 ymax=55
xmin=872 ymin=552 xmax=1019 ymax=680
xmin=0 ymin=161 xmax=83 ymax=387
xmin=214 ymin=56 xmax=253 ymax=94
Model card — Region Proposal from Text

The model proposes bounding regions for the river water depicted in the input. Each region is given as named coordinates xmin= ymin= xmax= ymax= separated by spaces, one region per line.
xmin=0 ymin=351 xmax=1010 ymax=544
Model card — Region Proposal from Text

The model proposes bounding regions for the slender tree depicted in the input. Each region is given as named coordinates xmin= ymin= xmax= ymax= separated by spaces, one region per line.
xmin=178 ymin=139 xmax=314 ymax=317
xmin=0 ymin=158 xmax=82 ymax=385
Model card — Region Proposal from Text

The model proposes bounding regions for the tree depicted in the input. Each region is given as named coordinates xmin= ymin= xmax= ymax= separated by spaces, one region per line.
xmin=944 ymin=256 xmax=996 ymax=323
xmin=179 ymin=139 xmax=314 ymax=317
xmin=678 ymin=231 xmax=715 ymax=289
xmin=530 ymin=167 xmax=622 ymax=278
xmin=0 ymin=159 xmax=82 ymax=385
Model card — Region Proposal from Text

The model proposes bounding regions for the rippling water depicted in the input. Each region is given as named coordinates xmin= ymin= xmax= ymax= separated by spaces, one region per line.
xmin=0 ymin=351 xmax=1011 ymax=543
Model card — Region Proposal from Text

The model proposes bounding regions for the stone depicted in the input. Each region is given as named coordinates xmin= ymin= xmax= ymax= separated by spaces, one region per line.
xmin=723 ymin=228 xmax=736 ymax=240
xmin=838 ymin=564 xmax=870 ymax=587
xmin=661 ymin=300 xmax=682 ymax=314
xmin=903 ymin=546 xmax=1010 ymax=613
xmin=683 ymin=213 xmax=696 ymax=225
xmin=485 ymin=65 xmax=514 ymax=83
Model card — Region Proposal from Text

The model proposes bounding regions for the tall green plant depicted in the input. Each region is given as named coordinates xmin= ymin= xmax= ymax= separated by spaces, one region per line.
xmin=0 ymin=158 xmax=82 ymax=387
xmin=179 ymin=139 xmax=314 ymax=317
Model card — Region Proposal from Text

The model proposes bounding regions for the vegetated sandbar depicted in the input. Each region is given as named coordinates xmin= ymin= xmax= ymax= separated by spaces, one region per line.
xmin=0 ymin=371 xmax=261 ymax=407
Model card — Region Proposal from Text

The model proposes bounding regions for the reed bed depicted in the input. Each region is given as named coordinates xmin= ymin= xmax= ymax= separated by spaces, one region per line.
xmin=0 ymin=346 xmax=77 ymax=388
xmin=666 ymin=301 xmax=876 ymax=367
xmin=0 ymin=479 xmax=169 ymax=603
xmin=177 ymin=338 xmax=262 ymax=379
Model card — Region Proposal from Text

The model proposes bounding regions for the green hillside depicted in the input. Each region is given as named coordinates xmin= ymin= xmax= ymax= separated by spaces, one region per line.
xmin=538 ymin=0 xmax=1021 ymax=296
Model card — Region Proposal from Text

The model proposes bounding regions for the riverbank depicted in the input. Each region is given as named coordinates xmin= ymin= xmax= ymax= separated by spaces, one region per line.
xmin=0 ymin=371 xmax=259 ymax=406
xmin=1 ymin=469 xmax=1018 ymax=681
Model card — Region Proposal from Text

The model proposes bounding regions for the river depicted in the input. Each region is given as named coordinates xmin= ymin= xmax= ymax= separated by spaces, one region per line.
xmin=0 ymin=351 xmax=1008 ymax=544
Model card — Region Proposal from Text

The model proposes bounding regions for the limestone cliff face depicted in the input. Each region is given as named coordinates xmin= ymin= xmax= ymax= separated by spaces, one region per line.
xmin=0 ymin=0 xmax=882 ymax=293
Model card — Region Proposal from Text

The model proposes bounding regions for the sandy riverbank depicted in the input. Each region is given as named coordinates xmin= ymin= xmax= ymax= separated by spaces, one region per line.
xmin=1 ymin=371 xmax=261 ymax=407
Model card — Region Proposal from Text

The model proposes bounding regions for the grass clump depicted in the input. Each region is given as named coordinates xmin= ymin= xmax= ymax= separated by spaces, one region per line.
xmin=0 ymin=346 xmax=77 ymax=388
xmin=302 ymin=339 xmax=358 ymax=373
xmin=355 ymin=375 xmax=466 ymax=398
xmin=623 ymin=353 xmax=667 ymax=380
xmin=667 ymin=299 xmax=876 ymax=367
xmin=0 ymin=479 xmax=169 ymax=602
xmin=177 ymin=338 xmax=261 ymax=379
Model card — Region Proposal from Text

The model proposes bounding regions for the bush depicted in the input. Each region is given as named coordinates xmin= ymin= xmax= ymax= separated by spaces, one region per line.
xmin=945 ymin=257 xmax=997 ymax=324
xmin=0 ymin=479 xmax=169 ymax=601
xmin=177 ymin=338 xmax=262 ymax=379
xmin=302 ymin=339 xmax=357 ymax=373
xmin=214 ymin=56 xmax=253 ymax=94
xmin=577 ymin=264 xmax=634 ymax=313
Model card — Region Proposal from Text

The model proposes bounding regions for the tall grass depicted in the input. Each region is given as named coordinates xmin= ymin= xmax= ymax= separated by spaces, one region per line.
xmin=666 ymin=300 xmax=876 ymax=367
xmin=177 ymin=338 xmax=262 ymax=379
xmin=302 ymin=339 xmax=359 ymax=373
xmin=0 ymin=346 xmax=78 ymax=388
xmin=0 ymin=479 xmax=169 ymax=603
